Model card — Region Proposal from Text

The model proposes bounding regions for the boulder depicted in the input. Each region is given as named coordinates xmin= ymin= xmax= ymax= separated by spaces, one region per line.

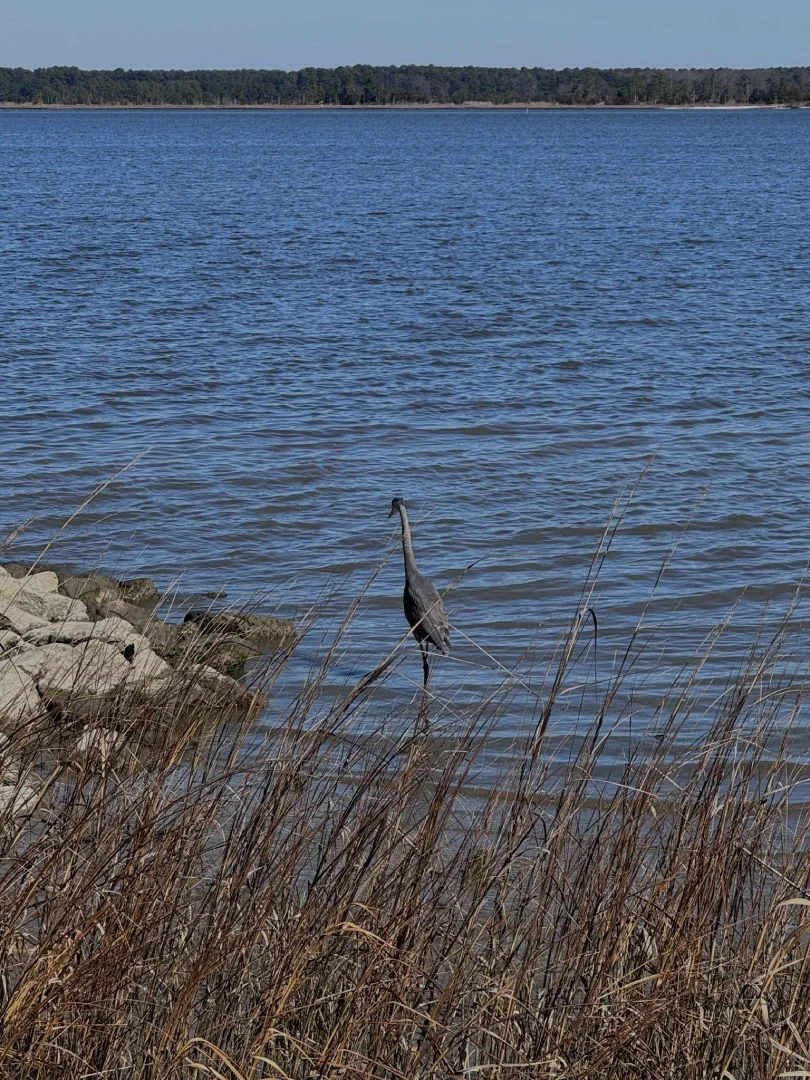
xmin=122 ymin=645 xmax=172 ymax=687
xmin=25 ymin=617 xmax=146 ymax=650
xmin=9 ymin=642 xmax=77 ymax=681
xmin=0 ymin=563 xmax=34 ymax=580
xmin=43 ymin=594 xmax=88 ymax=622
xmin=37 ymin=640 xmax=130 ymax=697
xmin=167 ymin=610 xmax=296 ymax=678
xmin=0 ymin=631 xmax=21 ymax=652
xmin=0 ymin=560 xmax=290 ymax=735
xmin=0 ymin=575 xmax=87 ymax=627
xmin=96 ymin=598 xmax=176 ymax=650
xmin=75 ymin=725 xmax=122 ymax=762
xmin=1 ymin=576 xmax=33 ymax=608
xmin=19 ymin=571 xmax=59 ymax=596
xmin=10 ymin=623 xmax=173 ymax=722
xmin=183 ymin=609 xmax=295 ymax=647
xmin=164 ymin=625 xmax=253 ymax=679
xmin=187 ymin=664 xmax=263 ymax=711
xmin=0 ymin=662 xmax=41 ymax=723
xmin=58 ymin=572 xmax=159 ymax=616
xmin=89 ymin=616 xmax=144 ymax=647
xmin=0 ymin=603 xmax=50 ymax=636
xmin=58 ymin=572 xmax=120 ymax=619
xmin=138 ymin=663 xmax=261 ymax=718
xmin=100 ymin=597 xmax=153 ymax=630
xmin=0 ymin=777 xmax=40 ymax=819
xmin=118 ymin=578 xmax=159 ymax=605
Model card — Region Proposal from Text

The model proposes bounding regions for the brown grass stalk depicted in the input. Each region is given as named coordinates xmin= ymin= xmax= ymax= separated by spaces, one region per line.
xmin=2 ymin=531 xmax=810 ymax=1077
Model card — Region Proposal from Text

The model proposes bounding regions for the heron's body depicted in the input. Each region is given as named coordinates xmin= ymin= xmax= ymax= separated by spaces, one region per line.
xmin=389 ymin=498 xmax=450 ymax=686
xmin=403 ymin=569 xmax=450 ymax=655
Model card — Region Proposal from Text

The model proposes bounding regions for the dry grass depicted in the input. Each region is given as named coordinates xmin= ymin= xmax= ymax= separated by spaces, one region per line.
xmin=3 ymin=527 xmax=810 ymax=1078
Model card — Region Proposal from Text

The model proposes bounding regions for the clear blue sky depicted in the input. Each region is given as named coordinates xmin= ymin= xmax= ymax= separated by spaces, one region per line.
xmin=3 ymin=0 xmax=808 ymax=70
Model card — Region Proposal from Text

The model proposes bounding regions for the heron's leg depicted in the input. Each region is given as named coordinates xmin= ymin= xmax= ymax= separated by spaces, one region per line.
xmin=420 ymin=642 xmax=430 ymax=688
xmin=417 ymin=642 xmax=431 ymax=734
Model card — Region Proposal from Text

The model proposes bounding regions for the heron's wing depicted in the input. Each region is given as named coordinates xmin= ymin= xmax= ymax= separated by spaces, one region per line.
xmin=404 ymin=573 xmax=451 ymax=655
xmin=424 ymin=599 xmax=450 ymax=655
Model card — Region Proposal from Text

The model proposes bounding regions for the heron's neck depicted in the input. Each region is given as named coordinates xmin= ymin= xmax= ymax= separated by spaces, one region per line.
xmin=398 ymin=506 xmax=418 ymax=575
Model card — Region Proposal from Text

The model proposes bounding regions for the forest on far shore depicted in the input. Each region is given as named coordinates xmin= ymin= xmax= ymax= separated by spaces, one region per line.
xmin=1 ymin=64 xmax=809 ymax=107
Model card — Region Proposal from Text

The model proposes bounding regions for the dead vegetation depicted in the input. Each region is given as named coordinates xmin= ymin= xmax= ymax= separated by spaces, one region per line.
xmin=2 ymin=501 xmax=810 ymax=1078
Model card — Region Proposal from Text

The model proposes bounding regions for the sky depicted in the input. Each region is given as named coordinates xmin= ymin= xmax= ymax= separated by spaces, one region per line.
xmin=3 ymin=0 xmax=809 ymax=71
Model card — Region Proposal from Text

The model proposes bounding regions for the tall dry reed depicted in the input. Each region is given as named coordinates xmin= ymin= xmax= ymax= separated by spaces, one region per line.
xmin=2 ymin=510 xmax=810 ymax=1079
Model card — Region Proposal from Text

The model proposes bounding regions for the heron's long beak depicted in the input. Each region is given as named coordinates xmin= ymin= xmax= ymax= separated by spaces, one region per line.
xmin=388 ymin=507 xmax=396 ymax=519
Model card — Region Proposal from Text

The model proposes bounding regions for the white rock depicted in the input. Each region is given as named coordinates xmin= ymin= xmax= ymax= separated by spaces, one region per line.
xmin=0 ymin=578 xmax=87 ymax=626
xmin=36 ymin=635 xmax=130 ymax=695
xmin=190 ymin=664 xmax=232 ymax=689
xmin=139 ymin=672 xmax=180 ymax=699
xmin=93 ymin=617 xmax=146 ymax=647
xmin=42 ymin=593 xmax=87 ymax=623
xmin=75 ymin=726 xmax=122 ymax=761
xmin=0 ymin=630 xmax=21 ymax=651
xmin=0 ymin=732 xmax=13 ymax=773
xmin=25 ymin=617 xmax=144 ymax=649
xmin=9 ymin=643 xmax=76 ymax=681
xmin=0 ymin=778 xmax=40 ymax=819
xmin=29 ymin=591 xmax=87 ymax=623
xmin=0 ymin=662 xmax=41 ymax=722
xmin=123 ymin=646 xmax=172 ymax=686
xmin=23 ymin=620 xmax=96 ymax=645
xmin=0 ymin=732 xmax=18 ymax=786
xmin=37 ymin=639 xmax=130 ymax=696
xmin=20 ymin=571 xmax=59 ymax=596
xmin=0 ymin=577 xmax=22 ymax=600
xmin=0 ymin=602 xmax=50 ymax=635
xmin=187 ymin=664 xmax=256 ymax=706
xmin=0 ymin=576 xmax=34 ymax=608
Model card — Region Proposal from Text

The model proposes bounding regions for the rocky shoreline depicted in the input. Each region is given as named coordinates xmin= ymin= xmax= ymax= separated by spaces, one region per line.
xmin=0 ymin=560 xmax=296 ymax=784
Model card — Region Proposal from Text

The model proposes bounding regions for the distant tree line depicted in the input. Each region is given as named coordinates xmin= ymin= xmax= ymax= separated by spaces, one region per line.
xmin=1 ymin=65 xmax=809 ymax=107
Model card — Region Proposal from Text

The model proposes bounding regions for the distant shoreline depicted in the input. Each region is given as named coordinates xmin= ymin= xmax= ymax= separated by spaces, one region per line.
xmin=0 ymin=101 xmax=803 ymax=111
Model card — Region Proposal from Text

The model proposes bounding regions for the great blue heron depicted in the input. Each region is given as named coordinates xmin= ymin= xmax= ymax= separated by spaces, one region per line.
xmin=389 ymin=497 xmax=450 ymax=688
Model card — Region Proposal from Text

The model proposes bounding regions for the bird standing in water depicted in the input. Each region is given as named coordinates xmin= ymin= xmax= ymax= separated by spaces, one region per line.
xmin=389 ymin=497 xmax=450 ymax=689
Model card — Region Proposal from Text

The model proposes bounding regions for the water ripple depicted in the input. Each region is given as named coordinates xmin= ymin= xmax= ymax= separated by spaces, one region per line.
xmin=1 ymin=108 xmax=810 ymax=738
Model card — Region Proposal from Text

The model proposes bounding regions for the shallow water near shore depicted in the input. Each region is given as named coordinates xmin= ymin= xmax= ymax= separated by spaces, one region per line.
xmin=2 ymin=108 xmax=810 ymax=755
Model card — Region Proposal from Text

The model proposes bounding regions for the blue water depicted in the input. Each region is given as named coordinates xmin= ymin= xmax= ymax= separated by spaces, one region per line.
xmin=2 ymin=108 xmax=810 ymax=740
